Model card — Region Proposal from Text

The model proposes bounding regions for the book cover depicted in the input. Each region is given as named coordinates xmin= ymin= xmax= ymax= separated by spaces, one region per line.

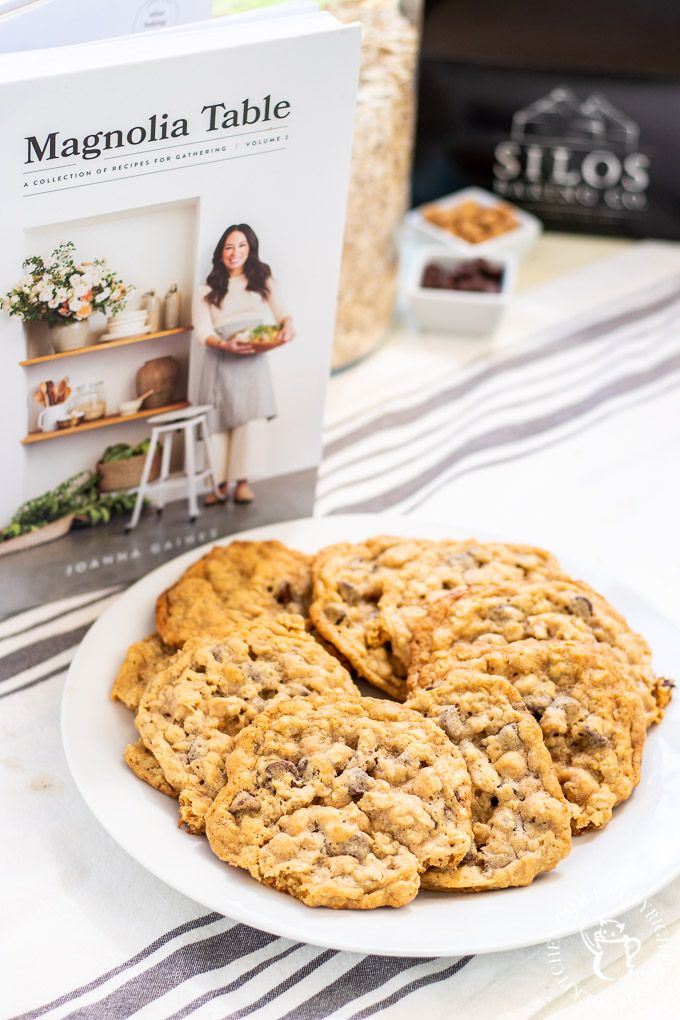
xmin=0 ymin=14 xmax=360 ymax=614
xmin=0 ymin=0 xmax=213 ymax=51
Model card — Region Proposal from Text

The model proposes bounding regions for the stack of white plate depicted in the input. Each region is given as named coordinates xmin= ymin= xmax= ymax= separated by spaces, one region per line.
xmin=99 ymin=309 xmax=150 ymax=342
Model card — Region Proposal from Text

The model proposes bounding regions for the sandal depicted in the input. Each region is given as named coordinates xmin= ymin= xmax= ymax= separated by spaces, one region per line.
xmin=234 ymin=481 xmax=254 ymax=504
xmin=204 ymin=483 xmax=228 ymax=507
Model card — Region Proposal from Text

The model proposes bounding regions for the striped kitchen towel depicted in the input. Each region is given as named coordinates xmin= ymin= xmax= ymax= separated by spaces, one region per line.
xmin=319 ymin=271 xmax=680 ymax=517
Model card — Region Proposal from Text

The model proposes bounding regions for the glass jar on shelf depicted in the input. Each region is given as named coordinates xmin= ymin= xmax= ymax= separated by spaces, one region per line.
xmin=73 ymin=381 xmax=107 ymax=421
xmin=328 ymin=0 xmax=423 ymax=369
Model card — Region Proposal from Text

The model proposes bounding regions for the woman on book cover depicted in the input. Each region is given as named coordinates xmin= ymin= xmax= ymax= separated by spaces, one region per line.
xmin=192 ymin=223 xmax=294 ymax=505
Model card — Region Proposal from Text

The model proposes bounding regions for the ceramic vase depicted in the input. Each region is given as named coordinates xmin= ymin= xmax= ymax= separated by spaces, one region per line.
xmin=142 ymin=292 xmax=162 ymax=332
xmin=162 ymin=285 xmax=181 ymax=330
xmin=50 ymin=319 xmax=89 ymax=353
xmin=136 ymin=356 xmax=179 ymax=409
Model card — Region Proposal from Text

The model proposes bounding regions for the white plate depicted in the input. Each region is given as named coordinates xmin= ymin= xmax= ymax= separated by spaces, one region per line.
xmin=61 ymin=514 xmax=680 ymax=957
xmin=98 ymin=326 xmax=152 ymax=342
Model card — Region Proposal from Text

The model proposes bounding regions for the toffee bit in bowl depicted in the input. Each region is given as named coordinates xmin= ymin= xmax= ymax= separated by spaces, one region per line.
xmin=423 ymin=199 xmax=519 ymax=244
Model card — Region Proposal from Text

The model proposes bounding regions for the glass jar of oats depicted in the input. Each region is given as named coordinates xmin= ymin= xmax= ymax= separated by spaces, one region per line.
xmin=328 ymin=0 xmax=422 ymax=370
xmin=73 ymin=381 xmax=107 ymax=421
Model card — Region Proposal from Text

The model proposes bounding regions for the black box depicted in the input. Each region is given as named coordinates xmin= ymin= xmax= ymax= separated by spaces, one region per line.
xmin=414 ymin=0 xmax=680 ymax=238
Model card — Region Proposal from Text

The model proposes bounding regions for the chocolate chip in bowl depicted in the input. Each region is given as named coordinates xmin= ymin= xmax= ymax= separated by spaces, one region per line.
xmin=421 ymin=257 xmax=504 ymax=294
xmin=408 ymin=248 xmax=516 ymax=335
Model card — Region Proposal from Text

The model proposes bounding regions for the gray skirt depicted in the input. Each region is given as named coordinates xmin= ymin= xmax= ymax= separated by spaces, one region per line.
xmin=196 ymin=327 xmax=277 ymax=431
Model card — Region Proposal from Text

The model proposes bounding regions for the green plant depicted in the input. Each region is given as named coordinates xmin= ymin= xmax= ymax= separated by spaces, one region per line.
xmin=0 ymin=470 xmax=145 ymax=543
xmin=0 ymin=241 xmax=133 ymax=327
xmin=73 ymin=491 xmax=141 ymax=527
xmin=100 ymin=439 xmax=151 ymax=463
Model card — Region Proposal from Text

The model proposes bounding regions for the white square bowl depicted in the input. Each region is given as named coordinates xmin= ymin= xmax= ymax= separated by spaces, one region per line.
xmin=407 ymin=247 xmax=517 ymax=335
xmin=405 ymin=186 xmax=542 ymax=262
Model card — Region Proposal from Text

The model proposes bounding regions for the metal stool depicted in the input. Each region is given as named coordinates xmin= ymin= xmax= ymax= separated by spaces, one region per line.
xmin=126 ymin=404 xmax=221 ymax=530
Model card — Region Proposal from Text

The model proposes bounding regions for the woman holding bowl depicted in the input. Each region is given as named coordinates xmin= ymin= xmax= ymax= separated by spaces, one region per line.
xmin=192 ymin=223 xmax=294 ymax=504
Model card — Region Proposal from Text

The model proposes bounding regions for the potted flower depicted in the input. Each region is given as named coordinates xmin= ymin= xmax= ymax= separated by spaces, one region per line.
xmin=0 ymin=241 xmax=133 ymax=352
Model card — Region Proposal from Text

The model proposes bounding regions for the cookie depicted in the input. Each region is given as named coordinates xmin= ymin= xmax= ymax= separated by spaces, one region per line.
xmin=123 ymin=740 xmax=177 ymax=798
xmin=205 ymin=696 xmax=473 ymax=908
xmin=111 ymin=633 xmax=177 ymax=712
xmin=420 ymin=641 xmax=646 ymax=832
xmin=156 ymin=540 xmax=313 ymax=647
xmin=408 ymin=579 xmax=672 ymax=725
xmin=135 ymin=615 xmax=359 ymax=833
xmin=310 ymin=536 xmax=560 ymax=700
xmin=406 ymin=675 xmax=571 ymax=890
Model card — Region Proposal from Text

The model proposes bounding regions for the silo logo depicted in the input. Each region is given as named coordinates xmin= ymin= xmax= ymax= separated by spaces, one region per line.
xmin=493 ymin=87 xmax=650 ymax=214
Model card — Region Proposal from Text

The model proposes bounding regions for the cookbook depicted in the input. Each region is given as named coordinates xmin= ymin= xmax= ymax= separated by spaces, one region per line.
xmin=0 ymin=7 xmax=360 ymax=615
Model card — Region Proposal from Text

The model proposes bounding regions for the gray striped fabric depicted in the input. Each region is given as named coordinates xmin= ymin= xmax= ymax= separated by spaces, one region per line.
xmin=4 ymin=272 xmax=680 ymax=1019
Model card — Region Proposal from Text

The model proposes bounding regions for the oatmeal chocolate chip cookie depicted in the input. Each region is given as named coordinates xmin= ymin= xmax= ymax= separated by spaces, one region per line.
xmin=421 ymin=640 xmax=645 ymax=833
xmin=408 ymin=579 xmax=671 ymax=725
xmin=156 ymin=540 xmax=313 ymax=647
xmin=123 ymin=740 xmax=177 ymax=798
xmin=205 ymin=696 xmax=473 ymax=908
xmin=310 ymin=536 xmax=560 ymax=701
xmin=111 ymin=633 xmax=177 ymax=712
xmin=406 ymin=676 xmax=571 ymax=890
xmin=136 ymin=615 xmax=359 ymax=834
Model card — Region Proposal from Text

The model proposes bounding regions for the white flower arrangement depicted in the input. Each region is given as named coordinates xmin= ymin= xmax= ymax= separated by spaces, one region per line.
xmin=0 ymin=241 xmax=133 ymax=327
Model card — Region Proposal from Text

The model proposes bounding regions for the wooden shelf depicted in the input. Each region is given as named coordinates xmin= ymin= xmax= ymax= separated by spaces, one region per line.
xmin=19 ymin=327 xmax=191 ymax=366
xmin=22 ymin=401 xmax=190 ymax=444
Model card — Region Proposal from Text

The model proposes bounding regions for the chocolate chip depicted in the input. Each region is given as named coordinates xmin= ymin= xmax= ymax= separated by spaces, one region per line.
xmin=229 ymin=791 xmax=260 ymax=814
xmin=343 ymin=767 xmax=372 ymax=797
xmin=449 ymin=551 xmax=478 ymax=572
xmin=324 ymin=603 xmax=346 ymax=625
xmin=285 ymin=683 xmax=312 ymax=697
xmin=439 ymin=706 xmax=465 ymax=742
xmin=210 ymin=646 xmax=224 ymax=663
xmin=569 ymin=595 xmax=593 ymax=619
xmin=384 ymin=640 xmax=407 ymax=678
xmin=265 ymin=759 xmax=300 ymax=781
xmin=576 ymin=727 xmax=608 ymax=748
xmin=245 ymin=663 xmax=266 ymax=683
xmin=276 ymin=580 xmax=294 ymax=605
xmin=489 ymin=603 xmax=523 ymax=622
xmin=186 ymin=739 xmax=204 ymax=763
xmin=497 ymin=722 xmax=520 ymax=750
xmin=338 ymin=580 xmax=360 ymax=603
xmin=327 ymin=831 xmax=372 ymax=862
xmin=421 ymin=258 xmax=503 ymax=293
xmin=551 ymin=695 xmax=581 ymax=715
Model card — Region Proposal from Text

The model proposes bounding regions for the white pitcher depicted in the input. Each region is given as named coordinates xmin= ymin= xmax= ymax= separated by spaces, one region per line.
xmin=37 ymin=404 xmax=64 ymax=432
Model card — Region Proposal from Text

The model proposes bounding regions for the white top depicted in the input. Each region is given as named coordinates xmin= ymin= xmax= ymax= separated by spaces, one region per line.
xmin=192 ymin=276 xmax=288 ymax=346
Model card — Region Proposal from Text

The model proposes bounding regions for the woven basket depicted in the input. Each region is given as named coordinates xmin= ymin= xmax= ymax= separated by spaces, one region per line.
xmin=0 ymin=513 xmax=74 ymax=557
xmin=97 ymin=448 xmax=162 ymax=492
